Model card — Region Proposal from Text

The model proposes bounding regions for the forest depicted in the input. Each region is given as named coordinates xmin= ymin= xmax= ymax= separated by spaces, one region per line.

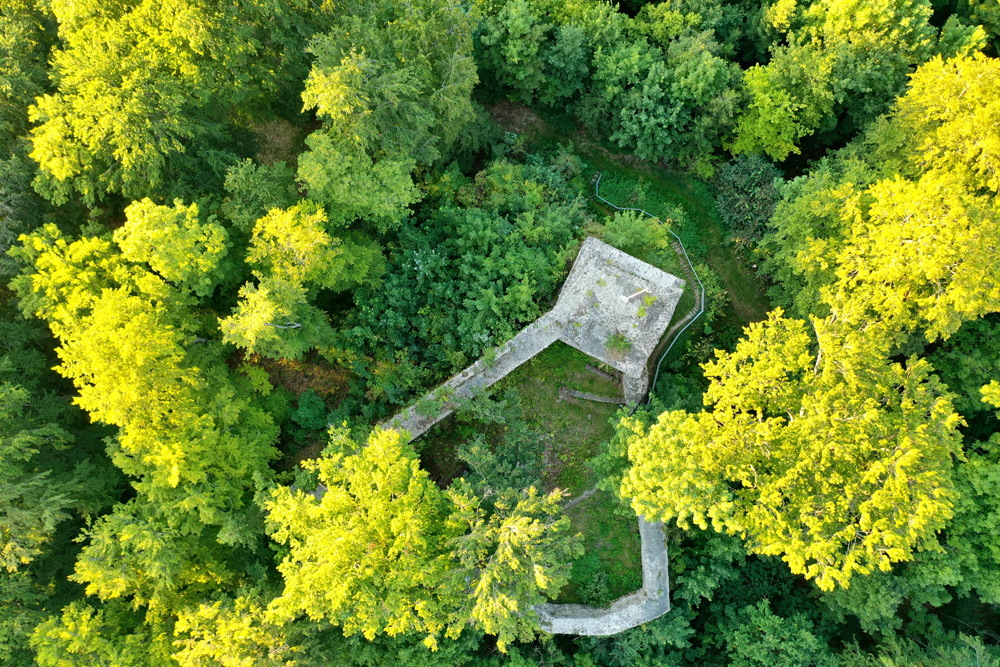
xmin=1 ymin=0 xmax=999 ymax=664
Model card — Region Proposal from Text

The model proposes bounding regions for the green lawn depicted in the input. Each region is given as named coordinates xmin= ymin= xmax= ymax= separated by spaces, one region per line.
xmin=495 ymin=344 xmax=645 ymax=606
xmin=496 ymin=341 xmax=622 ymax=496
xmin=557 ymin=490 xmax=643 ymax=606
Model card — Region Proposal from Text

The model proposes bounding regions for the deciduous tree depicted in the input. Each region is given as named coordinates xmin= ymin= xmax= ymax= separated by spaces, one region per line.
xmin=825 ymin=171 xmax=1000 ymax=341
xmin=723 ymin=600 xmax=833 ymax=667
xmin=71 ymin=499 xmax=232 ymax=614
xmin=10 ymin=226 xmax=279 ymax=537
xmin=582 ymin=29 xmax=740 ymax=172
xmin=266 ymin=426 xmax=582 ymax=651
xmin=31 ymin=600 xmax=172 ymax=667
xmin=220 ymin=160 xmax=298 ymax=234
xmin=734 ymin=0 xmax=945 ymax=159
xmin=114 ymin=199 xmax=228 ymax=298
xmin=620 ymin=312 xmax=963 ymax=590
xmin=0 ymin=2 xmax=52 ymax=148
xmin=220 ymin=204 xmax=362 ymax=360
xmin=894 ymin=52 xmax=1000 ymax=195
xmin=477 ymin=0 xmax=550 ymax=103
xmin=265 ymin=428 xmax=461 ymax=647
xmin=298 ymin=0 xmax=477 ymax=232
xmin=173 ymin=595 xmax=299 ymax=667
xmin=29 ymin=0 xmax=324 ymax=204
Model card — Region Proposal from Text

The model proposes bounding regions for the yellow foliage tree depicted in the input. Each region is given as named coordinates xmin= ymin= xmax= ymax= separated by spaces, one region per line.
xmin=621 ymin=312 xmax=963 ymax=590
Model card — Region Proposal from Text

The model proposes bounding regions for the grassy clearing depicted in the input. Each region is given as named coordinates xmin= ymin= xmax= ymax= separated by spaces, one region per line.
xmin=413 ymin=343 xmax=643 ymax=606
xmin=250 ymin=118 xmax=310 ymax=167
xmin=586 ymin=161 xmax=770 ymax=326
xmin=413 ymin=343 xmax=623 ymax=492
xmin=558 ymin=490 xmax=643 ymax=606
xmin=496 ymin=341 xmax=621 ymax=496
xmin=412 ymin=343 xmax=622 ymax=493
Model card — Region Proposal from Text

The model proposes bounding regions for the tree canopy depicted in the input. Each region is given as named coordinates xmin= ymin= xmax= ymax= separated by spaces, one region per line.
xmin=265 ymin=427 xmax=579 ymax=651
xmin=3 ymin=0 xmax=1000 ymax=665
xmin=621 ymin=312 xmax=963 ymax=590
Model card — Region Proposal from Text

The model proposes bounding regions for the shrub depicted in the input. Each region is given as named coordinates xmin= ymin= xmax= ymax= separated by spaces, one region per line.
xmin=415 ymin=393 xmax=446 ymax=418
xmin=600 ymin=210 xmax=671 ymax=258
xmin=291 ymin=389 xmax=328 ymax=431
xmin=713 ymin=154 xmax=783 ymax=251
xmin=606 ymin=333 xmax=632 ymax=356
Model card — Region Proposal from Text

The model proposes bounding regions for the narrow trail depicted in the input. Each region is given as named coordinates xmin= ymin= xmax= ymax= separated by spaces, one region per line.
xmin=649 ymin=238 xmax=704 ymax=365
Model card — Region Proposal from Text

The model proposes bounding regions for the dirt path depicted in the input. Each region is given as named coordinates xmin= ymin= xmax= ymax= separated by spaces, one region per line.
xmin=660 ymin=177 xmax=770 ymax=323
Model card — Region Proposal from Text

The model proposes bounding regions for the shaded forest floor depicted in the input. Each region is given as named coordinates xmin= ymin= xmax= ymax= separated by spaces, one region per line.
xmin=415 ymin=342 xmax=622 ymax=494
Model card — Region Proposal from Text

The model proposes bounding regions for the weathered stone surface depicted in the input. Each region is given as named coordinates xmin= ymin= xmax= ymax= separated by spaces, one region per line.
xmin=550 ymin=237 xmax=685 ymax=378
xmin=623 ymin=367 xmax=650 ymax=406
xmin=383 ymin=237 xmax=684 ymax=440
xmin=385 ymin=313 xmax=561 ymax=438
